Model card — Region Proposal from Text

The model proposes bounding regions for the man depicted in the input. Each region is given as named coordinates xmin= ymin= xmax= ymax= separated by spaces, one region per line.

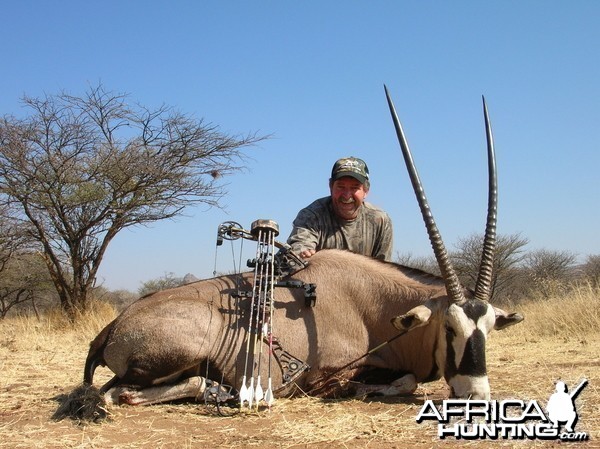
xmin=287 ymin=156 xmax=393 ymax=261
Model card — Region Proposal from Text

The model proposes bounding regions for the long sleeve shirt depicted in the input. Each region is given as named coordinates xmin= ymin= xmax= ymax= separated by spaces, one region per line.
xmin=287 ymin=196 xmax=393 ymax=261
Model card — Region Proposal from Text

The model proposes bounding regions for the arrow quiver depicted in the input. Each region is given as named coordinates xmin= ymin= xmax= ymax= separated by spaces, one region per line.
xmin=221 ymin=219 xmax=311 ymax=408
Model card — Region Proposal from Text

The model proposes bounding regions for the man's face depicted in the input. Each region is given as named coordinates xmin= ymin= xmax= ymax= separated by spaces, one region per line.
xmin=330 ymin=176 xmax=368 ymax=220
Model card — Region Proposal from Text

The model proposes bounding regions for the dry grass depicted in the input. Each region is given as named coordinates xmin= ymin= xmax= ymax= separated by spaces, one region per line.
xmin=508 ymin=283 xmax=600 ymax=340
xmin=1 ymin=289 xmax=599 ymax=448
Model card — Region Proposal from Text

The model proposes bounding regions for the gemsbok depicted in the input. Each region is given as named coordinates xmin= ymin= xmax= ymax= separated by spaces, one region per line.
xmin=76 ymin=87 xmax=523 ymax=419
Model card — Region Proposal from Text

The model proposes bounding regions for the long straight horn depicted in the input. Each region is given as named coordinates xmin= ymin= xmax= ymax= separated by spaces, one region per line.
xmin=473 ymin=97 xmax=497 ymax=301
xmin=384 ymin=85 xmax=465 ymax=303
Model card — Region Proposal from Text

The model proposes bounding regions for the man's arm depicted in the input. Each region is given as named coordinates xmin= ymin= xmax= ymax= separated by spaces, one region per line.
xmin=373 ymin=213 xmax=394 ymax=261
xmin=287 ymin=208 xmax=321 ymax=259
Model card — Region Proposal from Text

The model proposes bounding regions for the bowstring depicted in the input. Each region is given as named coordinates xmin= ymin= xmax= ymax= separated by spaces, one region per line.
xmin=210 ymin=230 xmax=247 ymax=395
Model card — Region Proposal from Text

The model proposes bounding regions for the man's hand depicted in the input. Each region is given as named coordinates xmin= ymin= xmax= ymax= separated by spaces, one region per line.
xmin=300 ymin=249 xmax=317 ymax=259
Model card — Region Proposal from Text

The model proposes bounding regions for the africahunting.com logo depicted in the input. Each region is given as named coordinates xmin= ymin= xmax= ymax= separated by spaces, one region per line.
xmin=417 ymin=379 xmax=589 ymax=441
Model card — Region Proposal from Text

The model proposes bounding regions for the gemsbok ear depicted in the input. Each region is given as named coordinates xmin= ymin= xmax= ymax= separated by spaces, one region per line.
xmin=391 ymin=304 xmax=433 ymax=332
xmin=493 ymin=307 xmax=524 ymax=330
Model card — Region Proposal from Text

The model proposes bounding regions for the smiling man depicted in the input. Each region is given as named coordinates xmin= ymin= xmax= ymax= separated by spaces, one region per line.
xmin=287 ymin=156 xmax=393 ymax=261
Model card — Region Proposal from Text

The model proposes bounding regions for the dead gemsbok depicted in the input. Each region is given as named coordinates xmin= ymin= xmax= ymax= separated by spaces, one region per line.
xmin=74 ymin=87 xmax=523 ymax=419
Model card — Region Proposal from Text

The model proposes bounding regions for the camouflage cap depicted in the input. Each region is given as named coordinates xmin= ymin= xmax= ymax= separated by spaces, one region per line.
xmin=330 ymin=157 xmax=370 ymax=184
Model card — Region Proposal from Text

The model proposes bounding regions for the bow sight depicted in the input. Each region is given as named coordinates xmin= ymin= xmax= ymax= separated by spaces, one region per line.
xmin=217 ymin=219 xmax=311 ymax=291
xmin=217 ymin=219 xmax=281 ymax=246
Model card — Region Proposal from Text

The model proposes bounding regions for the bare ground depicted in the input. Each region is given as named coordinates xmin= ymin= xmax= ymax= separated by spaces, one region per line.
xmin=1 ymin=312 xmax=599 ymax=448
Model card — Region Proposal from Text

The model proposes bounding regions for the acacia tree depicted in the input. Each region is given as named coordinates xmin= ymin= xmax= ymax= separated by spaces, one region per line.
xmin=450 ymin=232 xmax=529 ymax=302
xmin=396 ymin=252 xmax=439 ymax=275
xmin=523 ymin=249 xmax=577 ymax=297
xmin=0 ymin=252 xmax=53 ymax=319
xmin=138 ymin=272 xmax=185 ymax=297
xmin=581 ymin=254 xmax=600 ymax=288
xmin=0 ymin=205 xmax=27 ymax=273
xmin=0 ymin=84 xmax=265 ymax=319
xmin=0 ymin=204 xmax=50 ymax=318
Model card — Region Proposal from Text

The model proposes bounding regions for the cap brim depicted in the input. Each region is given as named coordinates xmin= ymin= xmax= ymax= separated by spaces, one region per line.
xmin=332 ymin=171 xmax=367 ymax=184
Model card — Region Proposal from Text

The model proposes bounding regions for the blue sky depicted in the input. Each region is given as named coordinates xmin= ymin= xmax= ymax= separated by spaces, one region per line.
xmin=2 ymin=2 xmax=598 ymax=291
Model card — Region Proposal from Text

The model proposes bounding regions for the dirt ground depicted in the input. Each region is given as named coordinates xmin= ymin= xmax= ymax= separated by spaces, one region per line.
xmin=1 ymin=317 xmax=599 ymax=448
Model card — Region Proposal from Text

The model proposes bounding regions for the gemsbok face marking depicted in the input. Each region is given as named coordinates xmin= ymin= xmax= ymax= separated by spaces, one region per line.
xmin=442 ymin=299 xmax=497 ymax=399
